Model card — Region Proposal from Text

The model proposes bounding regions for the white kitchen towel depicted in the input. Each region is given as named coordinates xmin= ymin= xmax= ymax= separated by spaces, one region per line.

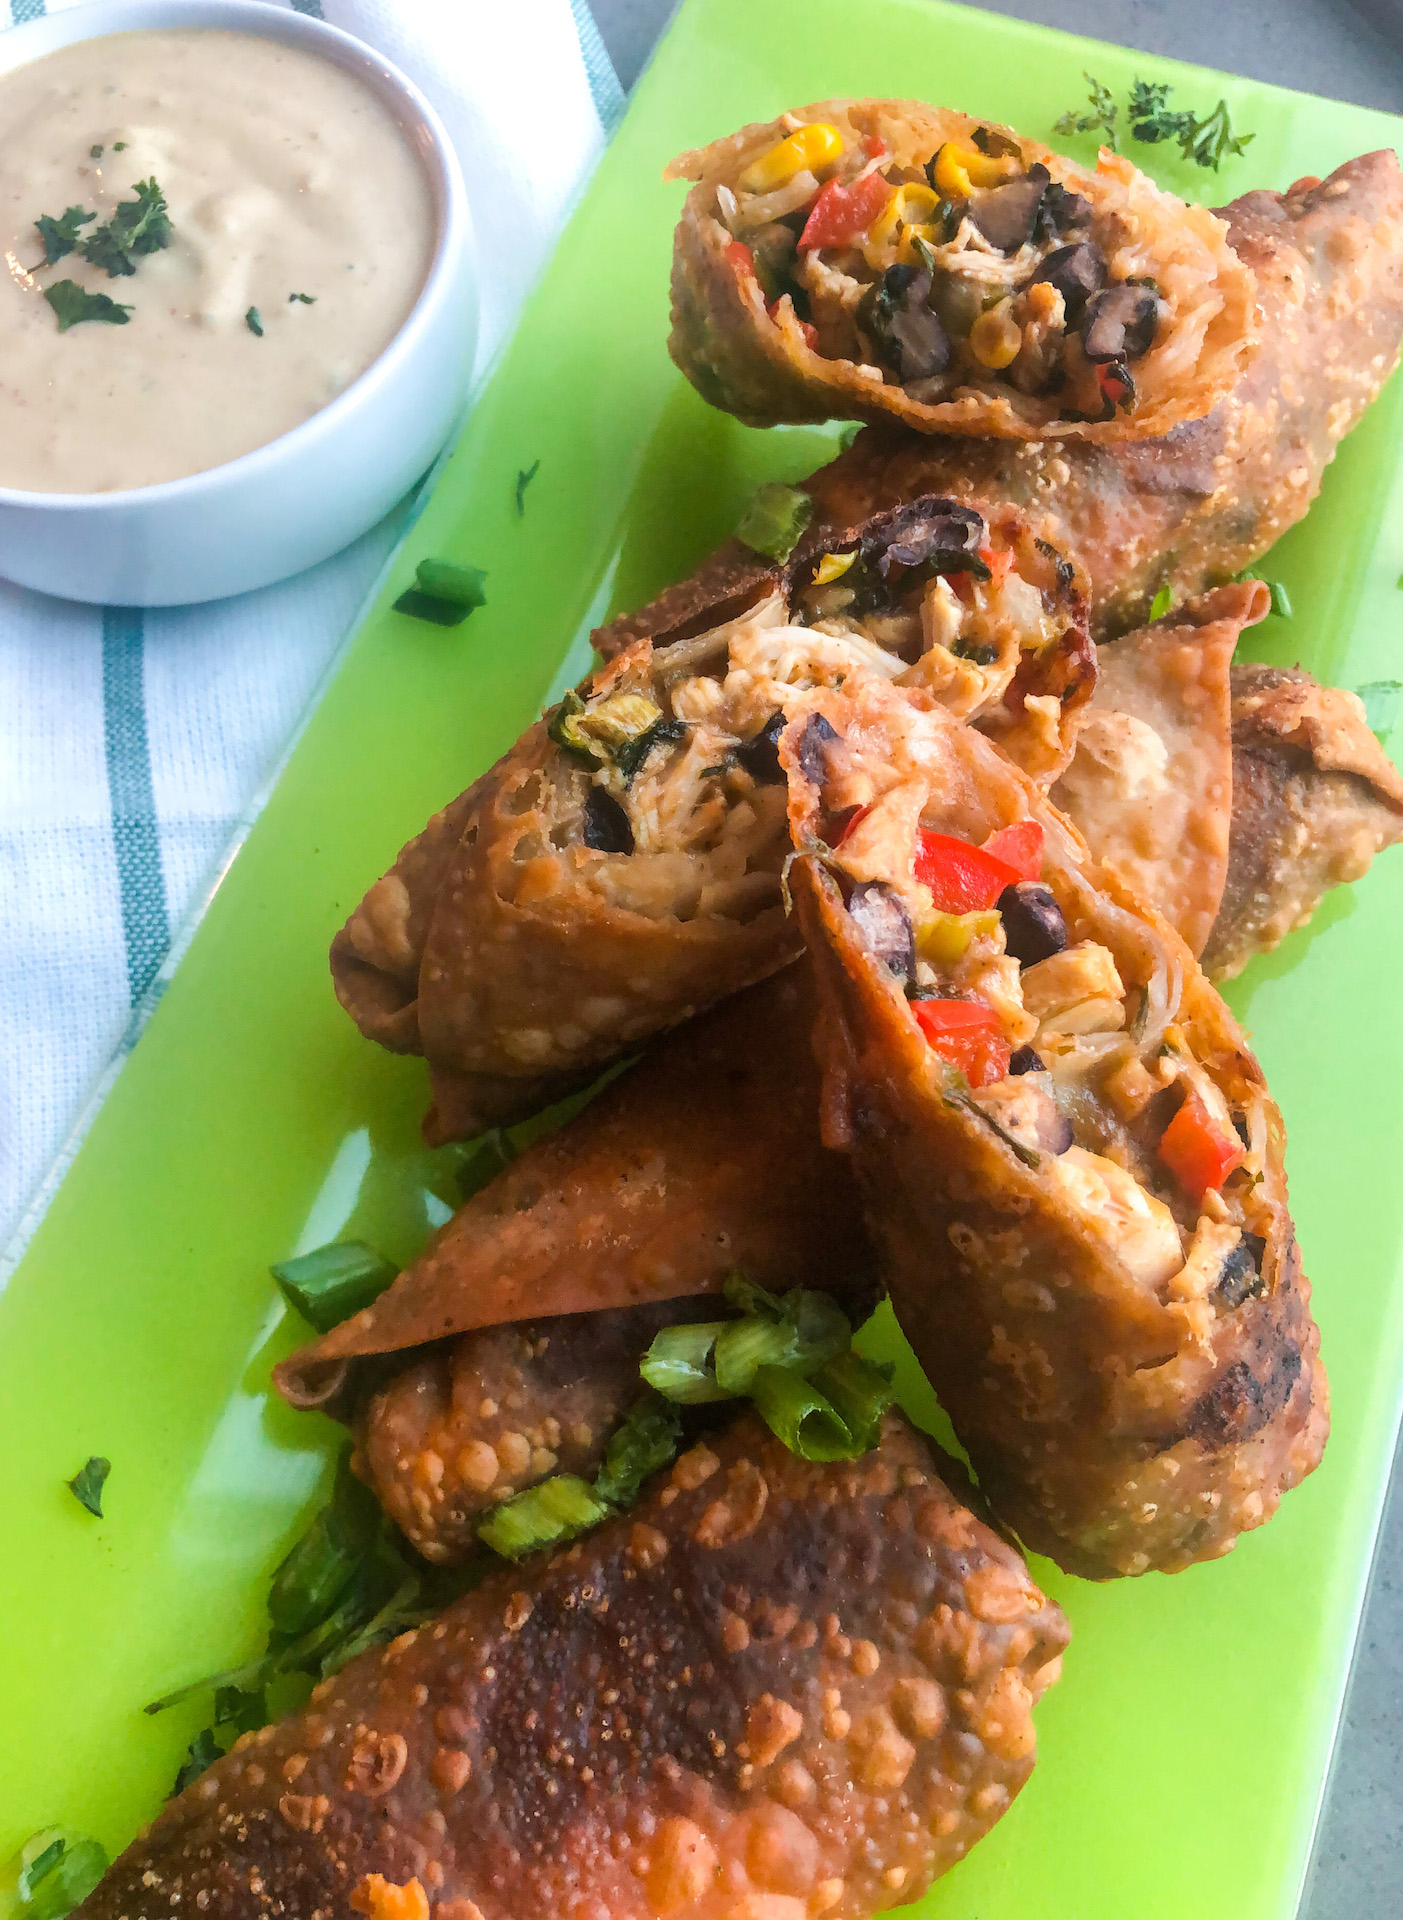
xmin=0 ymin=0 xmax=625 ymax=1267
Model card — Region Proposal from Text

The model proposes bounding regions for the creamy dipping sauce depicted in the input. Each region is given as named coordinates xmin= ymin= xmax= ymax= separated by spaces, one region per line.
xmin=0 ymin=29 xmax=435 ymax=493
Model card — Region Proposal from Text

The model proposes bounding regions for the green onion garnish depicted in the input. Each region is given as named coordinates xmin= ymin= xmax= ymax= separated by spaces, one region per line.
xmin=266 ymin=1453 xmax=380 ymax=1634
xmin=640 ymin=1321 xmax=734 ymax=1403
xmin=14 ymin=1834 xmax=110 ymax=1920
xmin=593 ymin=1395 xmax=683 ymax=1507
xmin=173 ymin=1728 xmax=221 ymax=1796
xmin=1149 ymin=583 xmax=1172 ymax=620
xmin=736 ymin=482 xmax=814 ymax=562
xmin=270 ymin=1239 xmax=397 ymax=1334
xmin=393 ymin=558 xmax=488 ymax=627
xmin=1268 ymin=580 xmax=1292 ymax=619
xmin=808 ymin=1348 xmax=897 ymax=1453
xmin=1358 ymin=679 xmax=1402 ymax=740
xmin=245 ymin=306 xmax=263 ymax=337
xmin=478 ymin=1475 xmax=610 ymax=1561
xmin=66 ymin=1455 xmax=110 ymax=1517
xmin=748 ymin=1365 xmax=858 ymax=1460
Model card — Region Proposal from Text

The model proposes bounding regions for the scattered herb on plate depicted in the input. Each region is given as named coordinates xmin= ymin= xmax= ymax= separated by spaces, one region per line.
xmin=271 ymin=1240 xmax=398 ymax=1335
xmin=515 ymin=459 xmax=540 ymax=515
xmin=89 ymin=144 xmax=104 ymax=160
xmin=12 ymin=1832 xmax=109 ymax=1920
xmin=81 ymin=176 xmax=172 ymax=276
xmin=393 ymin=558 xmax=488 ymax=627
xmin=245 ymin=306 xmax=264 ymax=337
xmin=1056 ymin=72 xmax=1253 ymax=170
xmin=288 ymin=291 xmax=316 ymax=304
xmin=65 ymin=1455 xmax=111 ymax=1516
xmin=1358 ymin=680 xmax=1402 ymax=739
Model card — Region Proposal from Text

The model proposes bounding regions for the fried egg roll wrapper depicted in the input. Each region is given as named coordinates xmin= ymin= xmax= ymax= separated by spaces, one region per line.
xmin=80 ymin=1413 xmax=1070 ymax=1920
xmin=784 ymin=677 xmax=1326 ymax=1577
xmin=668 ymin=99 xmax=1254 ymax=442
xmin=600 ymin=153 xmax=1403 ymax=657
xmin=332 ymin=498 xmax=1090 ymax=1131
xmin=1203 ymin=662 xmax=1403 ymax=978
xmin=355 ymin=1300 xmax=712 ymax=1565
xmin=1052 ymin=581 xmax=1269 ymax=956
xmin=278 ymin=967 xmax=873 ymax=1413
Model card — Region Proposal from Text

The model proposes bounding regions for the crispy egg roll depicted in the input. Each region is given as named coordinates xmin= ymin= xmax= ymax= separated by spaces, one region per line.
xmin=1052 ymin=581 xmax=1269 ymax=956
xmin=798 ymin=153 xmax=1403 ymax=638
xmin=332 ymin=496 xmax=1091 ymax=1131
xmin=598 ymin=153 xmax=1403 ymax=659
xmin=279 ymin=966 xmax=873 ymax=1412
xmin=80 ymin=1413 xmax=1069 ymax=1920
xmin=784 ymin=675 xmax=1326 ymax=1577
xmin=1204 ymin=663 xmax=1403 ymax=977
xmin=668 ymin=99 xmax=1254 ymax=441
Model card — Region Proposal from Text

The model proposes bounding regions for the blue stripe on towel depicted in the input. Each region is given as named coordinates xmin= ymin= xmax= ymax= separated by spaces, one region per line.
xmin=289 ymin=0 xmax=324 ymax=16
xmin=101 ymin=608 xmax=170 ymax=1007
xmin=570 ymin=0 xmax=626 ymax=136
xmin=9 ymin=0 xmax=46 ymax=27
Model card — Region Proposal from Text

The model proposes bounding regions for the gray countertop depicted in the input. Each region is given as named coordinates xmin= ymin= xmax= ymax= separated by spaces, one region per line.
xmin=586 ymin=0 xmax=1403 ymax=1911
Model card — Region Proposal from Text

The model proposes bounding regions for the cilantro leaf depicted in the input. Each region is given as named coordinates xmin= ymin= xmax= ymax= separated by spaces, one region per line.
xmin=245 ymin=307 xmax=264 ymax=336
xmin=35 ymin=205 xmax=96 ymax=265
xmin=66 ymin=1455 xmax=111 ymax=1516
xmin=173 ymin=1729 xmax=222 ymax=1796
xmin=44 ymin=281 xmax=132 ymax=332
xmin=81 ymin=177 xmax=172 ymax=277
xmin=288 ymin=291 xmax=316 ymax=304
xmin=1055 ymin=72 xmax=1120 ymax=151
xmin=515 ymin=459 xmax=540 ymax=516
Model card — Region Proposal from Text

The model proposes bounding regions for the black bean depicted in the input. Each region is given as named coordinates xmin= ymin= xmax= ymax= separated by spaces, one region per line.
xmin=1214 ymin=1233 xmax=1268 ymax=1310
xmin=1026 ymin=241 xmax=1106 ymax=324
xmin=864 ymin=497 xmax=986 ymax=581
xmin=848 ymin=882 xmax=915 ymax=984
xmin=735 ymin=710 xmax=786 ymax=785
xmin=1009 ymin=1045 xmax=1045 ymax=1075
xmin=796 ymin=712 xmax=839 ymax=783
xmin=1040 ymin=1108 xmax=1075 ymax=1155
xmin=998 ymin=882 xmax=1067 ymax=965
xmin=582 ymin=786 xmax=633 ymax=853
xmin=1082 ymin=282 xmax=1161 ymax=363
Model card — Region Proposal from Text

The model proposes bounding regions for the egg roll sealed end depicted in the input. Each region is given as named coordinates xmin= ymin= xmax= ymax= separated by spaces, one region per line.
xmin=332 ymin=494 xmax=1090 ymax=1130
xmin=1204 ymin=663 xmax=1403 ymax=978
xmin=783 ymin=675 xmax=1326 ymax=1577
xmin=278 ymin=966 xmax=873 ymax=1413
xmin=1052 ymin=580 xmax=1269 ymax=956
xmin=668 ymin=98 xmax=1254 ymax=442
xmin=77 ymin=1413 xmax=1069 ymax=1920
xmin=798 ymin=152 xmax=1403 ymax=638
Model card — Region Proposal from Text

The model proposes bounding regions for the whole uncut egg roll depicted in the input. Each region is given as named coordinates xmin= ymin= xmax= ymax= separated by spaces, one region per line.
xmin=77 ymin=1412 xmax=1069 ymax=1920
xmin=667 ymin=98 xmax=1255 ymax=442
xmin=332 ymin=496 xmax=1091 ymax=1133
xmin=784 ymin=673 xmax=1327 ymax=1577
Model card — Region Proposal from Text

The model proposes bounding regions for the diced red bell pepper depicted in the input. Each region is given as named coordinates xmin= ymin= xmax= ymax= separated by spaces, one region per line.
xmin=982 ymin=820 xmax=1043 ymax=884
xmin=767 ymin=298 xmax=818 ymax=350
xmin=914 ymin=831 xmax=1021 ymax=914
xmin=911 ymin=998 xmax=1011 ymax=1088
xmin=1158 ymin=1091 xmax=1245 ymax=1202
xmin=799 ymin=170 xmax=893 ymax=250
xmin=863 ymin=133 xmax=890 ymax=159
xmin=726 ymin=240 xmax=757 ymax=280
xmin=1096 ymin=361 xmax=1135 ymax=411
xmin=978 ymin=543 xmax=1013 ymax=584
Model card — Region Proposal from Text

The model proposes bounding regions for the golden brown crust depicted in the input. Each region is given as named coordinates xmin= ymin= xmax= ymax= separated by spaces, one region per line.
xmin=668 ymin=99 xmax=1255 ymax=442
xmin=276 ymin=967 xmax=873 ymax=1409
xmin=1052 ymin=582 xmax=1268 ymax=955
xmin=1203 ymin=663 xmax=1403 ymax=977
xmin=784 ymin=680 xmax=1326 ymax=1576
xmin=78 ymin=1414 xmax=1069 ymax=1920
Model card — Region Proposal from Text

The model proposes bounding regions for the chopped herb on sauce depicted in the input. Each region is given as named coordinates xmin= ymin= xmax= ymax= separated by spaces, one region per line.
xmin=89 ymin=143 xmax=104 ymax=160
xmin=81 ymin=176 xmax=172 ymax=276
xmin=43 ymin=280 xmax=133 ymax=331
xmin=288 ymin=291 xmax=316 ymax=304
xmin=113 ymin=141 xmax=128 ymax=151
xmin=35 ymin=204 xmax=96 ymax=264
xmin=245 ymin=306 xmax=264 ymax=336
xmin=66 ymin=1455 xmax=111 ymax=1516
xmin=515 ymin=458 xmax=540 ymax=515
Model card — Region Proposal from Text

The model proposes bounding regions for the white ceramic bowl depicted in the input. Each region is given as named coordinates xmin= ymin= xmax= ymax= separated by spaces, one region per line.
xmin=0 ymin=0 xmax=477 ymax=607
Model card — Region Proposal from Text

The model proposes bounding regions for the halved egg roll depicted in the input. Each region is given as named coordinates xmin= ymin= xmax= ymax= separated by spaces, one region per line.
xmin=784 ymin=674 xmax=1327 ymax=1578
xmin=79 ymin=1412 xmax=1069 ymax=1920
xmin=795 ymin=152 xmax=1403 ymax=638
xmin=1051 ymin=580 xmax=1269 ymax=957
xmin=1204 ymin=663 xmax=1403 ymax=977
xmin=332 ymin=496 xmax=1091 ymax=1132
xmin=668 ymin=98 xmax=1255 ymax=441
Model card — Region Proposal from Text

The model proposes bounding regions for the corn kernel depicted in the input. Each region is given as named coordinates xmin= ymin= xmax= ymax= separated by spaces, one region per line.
xmin=740 ymin=122 xmax=844 ymax=193
xmin=970 ymin=300 xmax=1022 ymax=370
xmin=931 ymin=142 xmax=1019 ymax=199
xmin=917 ymin=909 xmax=1001 ymax=963
xmin=814 ymin=550 xmax=856 ymax=585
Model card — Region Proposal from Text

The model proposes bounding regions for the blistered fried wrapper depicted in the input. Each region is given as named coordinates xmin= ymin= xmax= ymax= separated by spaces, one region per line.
xmin=76 ymin=1413 xmax=1069 ymax=1920
xmin=667 ymin=98 xmax=1255 ymax=442
xmin=785 ymin=675 xmax=1327 ymax=1577
xmin=332 ymin=496 xmax=1091 ymax=1135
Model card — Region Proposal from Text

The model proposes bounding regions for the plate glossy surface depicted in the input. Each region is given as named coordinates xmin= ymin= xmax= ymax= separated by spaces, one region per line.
xmin=2 ymin=3 xmax=1402 ymax=1916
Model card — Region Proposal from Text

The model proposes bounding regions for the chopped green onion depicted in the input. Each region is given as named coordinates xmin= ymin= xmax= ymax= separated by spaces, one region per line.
xmin=838 ymin=423 xmax=862 ymax=451
xmin=271 ymin=1239 xmax=397 ymax=1334
xmin=478 ymin=1475 xmax=610 ymax=1561
xmin=66 ymin=1455 xmax=109 ymax=1518
xmin=1358 ymin=680 xmax=1402 ymax=740
xmin=213 ymin=1684 xmax=265 ymax=1732
xmin=515 ymin=459 xmax=540 ymax=516
xmin=809 ymin=1349 xmax=897 ymax=1453
xmin=548 ymin=689 xmax=665 ymax=768
xmin=713 ymin=1315 xmax=800 ymax=1395
xmin=15 ymin=1835 xmax=109 ymax=1920
xmin=267 ymin=1453 xmax=381 ymax=1634
xmin=640 ymin=1321 xmax=733 ymax=1403
xmin=245 ymin=306 xmax=263 ymax=337
xmin=748 ymin=1365 xmax=857 ymax=1461
xmin=1267 ymin=580 xmax=1292 ymax=619
xmin=288 ymin=291 xmax=316 ymax=304
xmin=457 ymin=1126 xmax=518 ymax=1202
xmin=593 ymin=1395 xmax=683 ymax=1507
xmin=394 ymin=558 xmax=488 ymax=627
xmin=1149 ymin=583 xmax=1172 ymax=620
xmin=173 ymin=1728 xmax=221 ymax=1795
xmin=736 ymin=482 xmax=814 ymax=562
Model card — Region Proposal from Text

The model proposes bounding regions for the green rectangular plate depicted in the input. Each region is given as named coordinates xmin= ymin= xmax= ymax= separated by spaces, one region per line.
xmin=3 ymin=3 xmax=1402 ymax=1915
